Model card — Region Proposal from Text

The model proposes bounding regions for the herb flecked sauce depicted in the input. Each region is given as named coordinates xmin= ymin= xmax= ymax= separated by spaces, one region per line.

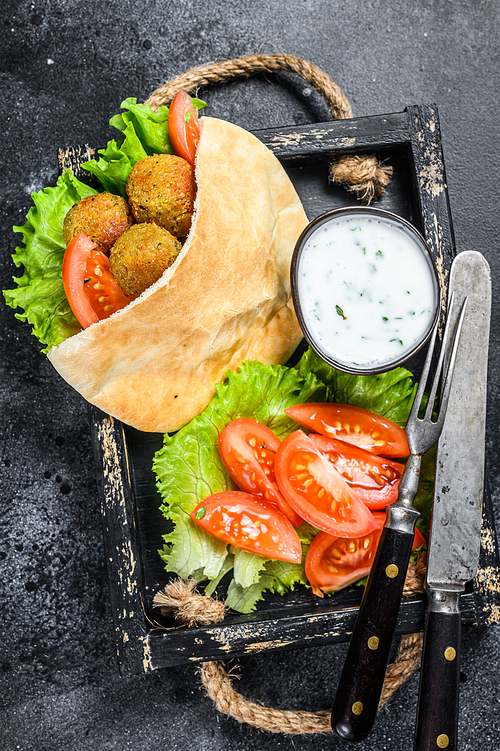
xmin=297 ymin=214 xmax=437 ymax=368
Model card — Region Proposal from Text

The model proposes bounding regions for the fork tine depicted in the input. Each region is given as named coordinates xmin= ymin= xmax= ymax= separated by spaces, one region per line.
xmin=423 ymin=291 xmax=457 ymax=421
xmin=409 ymin=290 xmax=456 ymax=424
xmin=408 ymin=322 xmax=440 ymax=423
xmin=433 ymin=295 xmax=469 ymax=424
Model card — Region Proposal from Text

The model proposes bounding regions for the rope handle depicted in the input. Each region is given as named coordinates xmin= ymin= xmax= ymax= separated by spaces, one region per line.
xmin=153 ymin=551 xmax=427 ymax=734
xmin=145 ymin=53 xmax=392 ymax=203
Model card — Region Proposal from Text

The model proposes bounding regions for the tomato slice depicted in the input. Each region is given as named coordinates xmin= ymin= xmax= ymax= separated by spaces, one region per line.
xmin=285 ymin=403 xmax=409 ymax=457
xmin=168 ymin=90 xmax=200 ymax=167
xmin=274 ymin=430 xmax=379 ymax=538
xmin=62 ymin=232 xmax=132 ymax=329
xmin=305 ymin=512 xmax=426 ymax=595
xmin=191 ymin=491 xmax=302 ymax=563
xmin=309 ymin=434 xmax=404 ymax=509
xmin=306 ymin=512 xmax=386 ymax=594
xmin=218 ymin=418 xmax=302 ymax=527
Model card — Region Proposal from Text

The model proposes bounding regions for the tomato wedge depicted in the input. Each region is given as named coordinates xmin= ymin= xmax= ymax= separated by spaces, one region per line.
xmin=274 ymin=430 xmax=379 ymax=538
xmin=305 ymin=512 xmax=427 ymax=595
xmin=309 ymin=434 xmax=404 ymax=509
xmin=218 ymin=418 xmax=302 ymax=526
xmin=62 ymin=232 xmax=132 ymax=329
xmin=285 ymin=403 xmax=409 ymax=457
xmin=191 ymin=491 xmax=302 ymax=563
xmin=168 ymin=90 xmax=200 ymax=167
xmin=306 ymin=512 xmax=386 ymax=594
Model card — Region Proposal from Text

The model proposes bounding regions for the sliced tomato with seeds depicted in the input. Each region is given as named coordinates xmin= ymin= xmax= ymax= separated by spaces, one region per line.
xmin=285 ymin=403 xmax=409 ymax=457
xmin=306 ymin=511 xmax=386 ymax=594
xmin=274 ymin=430 xmax=379 ymax=538
xmin=191 ymin=491 xmax=302 ymax=563
xmin=306 ymin=512 xmax=426 ymax=595
xmin=309 ymin=434 xmax=404 ymax=509
xmin=62 ymin=232 xmax=132 ymax=329
xmin=218 ymin=418 xmax=302 ymax=527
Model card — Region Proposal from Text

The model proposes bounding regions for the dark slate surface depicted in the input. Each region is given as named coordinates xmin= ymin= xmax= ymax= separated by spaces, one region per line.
xmin=1 ymin=2 xmax=499 ymax=749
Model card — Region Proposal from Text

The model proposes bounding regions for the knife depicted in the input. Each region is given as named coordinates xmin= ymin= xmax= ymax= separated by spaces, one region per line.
xmin=413 ymin=250 xmax=491 ymax=751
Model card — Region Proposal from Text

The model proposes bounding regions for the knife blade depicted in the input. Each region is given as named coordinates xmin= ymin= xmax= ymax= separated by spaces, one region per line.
xmin=414 ymin=250 xmax=491 ymax=751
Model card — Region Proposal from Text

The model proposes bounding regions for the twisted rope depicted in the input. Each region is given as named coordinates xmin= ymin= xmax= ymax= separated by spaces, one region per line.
xmin=153 ymin=550 xmax=426 ymax=734
xmin=146 ymin=53 xmax=352 ymax=120
xmin=145 ymin=53 xmax=392 ymax=202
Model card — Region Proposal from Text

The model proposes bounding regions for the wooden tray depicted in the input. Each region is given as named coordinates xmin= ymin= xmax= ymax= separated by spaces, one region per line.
xmin=63 ymin=103 xmax=500 ymax=676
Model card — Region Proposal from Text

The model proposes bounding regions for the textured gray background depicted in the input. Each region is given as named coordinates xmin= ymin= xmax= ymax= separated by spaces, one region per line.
xmin=1 ymin=1 xmax=499 ymax=749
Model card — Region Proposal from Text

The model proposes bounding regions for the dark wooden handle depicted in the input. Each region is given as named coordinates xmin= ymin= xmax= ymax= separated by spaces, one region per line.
xmin=414 ymin=606 xmax=461 ymax=751
xmin=331 ymin=526 xmax=414 ymax=741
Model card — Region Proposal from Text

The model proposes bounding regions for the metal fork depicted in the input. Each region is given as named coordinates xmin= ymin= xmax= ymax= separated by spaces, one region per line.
xmin=330 ymin=291 xmax=468 ymax=743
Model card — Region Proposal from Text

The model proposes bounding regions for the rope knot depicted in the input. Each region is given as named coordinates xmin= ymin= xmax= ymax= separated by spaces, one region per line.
xmin=153 ymin=578 xmax=225 ymax=627
xmin=330 ymin=154 xmax=393 ymax=203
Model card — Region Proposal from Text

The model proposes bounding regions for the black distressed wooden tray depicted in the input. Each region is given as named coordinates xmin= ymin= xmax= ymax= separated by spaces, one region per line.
xmin=62 ymin=103 xmax=500 ymax=676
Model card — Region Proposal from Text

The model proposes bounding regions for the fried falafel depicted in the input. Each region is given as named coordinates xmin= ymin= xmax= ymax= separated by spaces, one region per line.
xmin=126 ymin=154 xmax=196 ymax=238
xmin=109 ymin=222 xmax=181 ymax=298
xmin=63 ymin=192 xmax=134 ymax=253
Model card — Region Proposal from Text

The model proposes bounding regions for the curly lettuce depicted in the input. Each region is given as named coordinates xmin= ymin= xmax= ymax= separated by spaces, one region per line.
xmin=3 ymin=170 xmax=96 ymax=351
xmin=153 ymin=351 xmax=428 ymax=614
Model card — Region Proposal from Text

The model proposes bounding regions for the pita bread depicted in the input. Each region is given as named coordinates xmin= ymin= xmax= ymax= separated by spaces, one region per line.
xmin=48 ymin=117 xmax=308 ymax=433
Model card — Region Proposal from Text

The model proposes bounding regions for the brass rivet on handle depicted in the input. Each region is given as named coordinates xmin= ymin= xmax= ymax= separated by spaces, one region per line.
xmin=352 ymin=701 xmax=363 ymax=715
xmin=385 ymin=564 xmax=399 ymax=578
xmin=444 ymin=647 xmax=456 ymax=661
xmin=436 ymin=733 xmax=449 ymax=748
xmin=367 ymin=636 xmax=379 ymax=650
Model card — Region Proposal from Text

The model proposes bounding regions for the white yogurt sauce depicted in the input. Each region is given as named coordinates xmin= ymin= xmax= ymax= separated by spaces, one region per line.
xmin=296 ymin=212 xmax=438 ymax=369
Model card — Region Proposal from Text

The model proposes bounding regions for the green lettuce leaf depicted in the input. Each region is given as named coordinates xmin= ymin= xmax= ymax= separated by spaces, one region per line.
xmin=231 ymin=547 xmax=268 ymax=589
xmin=223 ymin=522 xmax=319 ymax=613
xmin=204 ymin=553 xmax=235 ymax=598
xmin=153 ymin=359 xmax=326 ymax=587
xmin=225 ymin=557 xmax=308 ymax=614
xmin=3 ymin=170 xmax=97 ymax=351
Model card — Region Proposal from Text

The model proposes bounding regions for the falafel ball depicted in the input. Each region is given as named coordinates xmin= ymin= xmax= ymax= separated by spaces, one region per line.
xmin=63 ymin=192 xmax=135 ymax=253
xmin=109 ymin=222 xmax=182 ymax=298
xmin=126 ymin=154 xmax=196 ymax=238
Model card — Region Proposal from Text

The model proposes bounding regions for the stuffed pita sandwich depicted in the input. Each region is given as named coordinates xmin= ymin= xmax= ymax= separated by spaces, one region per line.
xmin=4 ymin=98 xmax=308 ymax=433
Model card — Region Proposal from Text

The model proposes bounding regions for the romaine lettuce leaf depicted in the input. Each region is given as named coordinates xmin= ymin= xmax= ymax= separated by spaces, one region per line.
xmin=3 ymin=170 xmax=97 ymax=351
